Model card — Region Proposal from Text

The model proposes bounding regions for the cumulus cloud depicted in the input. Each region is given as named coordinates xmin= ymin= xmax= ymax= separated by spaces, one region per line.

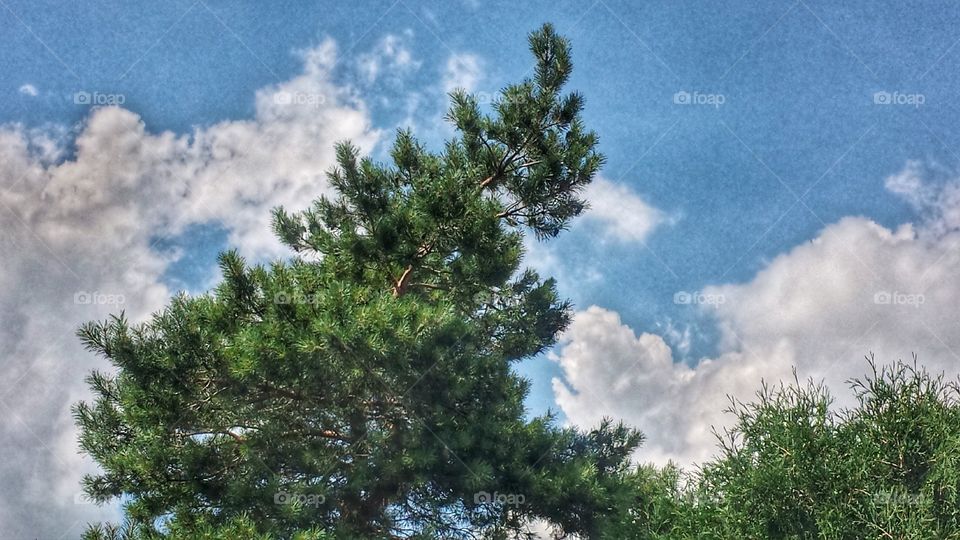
xmin=18 ymin=84 xmax=38 ymax=97
xmin=581 ymin=176 xmax=667 ymax=243
xmin=442 ymin=53 xmax=483 ymax=94
xmin=520 ymin=176 xmax=665 ymax=296
xmin=0 ymin=38 xmax=379 ymax=537
xmin=553 ymin=163 xmax=960 ymax=466
xmin=885 ymin=159 xmax=960 ymax=235
xmin=357 ymin=31 xmax=421 ymax=84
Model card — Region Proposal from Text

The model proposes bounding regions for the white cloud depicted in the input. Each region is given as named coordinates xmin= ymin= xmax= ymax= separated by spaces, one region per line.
xmin=18 ymin=84 xmax=38 ymax=97
xmin=519 ymin=177 xmax=665 ymax=297
xmin=581 ymin=176 xmax=668 ymax=243
xmin=392 ymin=51 xmax=484 ymax=144
xmin=0 ymin=38 xmax=379 ymax=537
xmin=885 ymin=159 xmax=960 ymax=235
xmin=357 ymin=31 xmax=421 ymax=84
xmin=553 ymin=163 xmax=960 ymax=467
xmin=443 ymin=53 xmax=483 ymax=94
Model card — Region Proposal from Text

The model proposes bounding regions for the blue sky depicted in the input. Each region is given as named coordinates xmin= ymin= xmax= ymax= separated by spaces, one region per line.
xmin=4 ymin=1 xmax=960 ymax=536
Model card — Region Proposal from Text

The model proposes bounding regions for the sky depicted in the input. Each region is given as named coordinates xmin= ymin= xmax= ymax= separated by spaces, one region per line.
xmin=3 ymin=0 xmax=960 ymax=536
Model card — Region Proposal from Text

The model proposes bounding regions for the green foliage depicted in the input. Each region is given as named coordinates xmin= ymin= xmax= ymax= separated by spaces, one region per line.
xmin=74 ymin=24 xmax=640 ymax=539
xmin=82 ymin=514 xmax=327 ymax=540
xmin=602 ymin=357 xmax=960 ymax=539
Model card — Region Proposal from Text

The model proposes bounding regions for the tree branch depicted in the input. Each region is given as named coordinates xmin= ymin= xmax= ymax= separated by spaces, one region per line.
xmin=392 ymin=264 xmax=415 ymax=298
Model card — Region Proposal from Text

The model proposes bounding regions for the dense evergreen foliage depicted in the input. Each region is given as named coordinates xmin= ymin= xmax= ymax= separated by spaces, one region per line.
xmin=602 ymin=358 xmax=960 ymax=539
xmin=75 ymin=24 xmax=641 ymax=540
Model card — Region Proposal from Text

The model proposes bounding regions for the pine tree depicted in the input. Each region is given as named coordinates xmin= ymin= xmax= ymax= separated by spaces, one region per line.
xmin=75 ymin=24 xmax=641 ymax=539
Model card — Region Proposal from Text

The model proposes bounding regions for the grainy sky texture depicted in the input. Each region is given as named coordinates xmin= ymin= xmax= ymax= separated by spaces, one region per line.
xmin=3 ymin=1 xmax=960 ymax=536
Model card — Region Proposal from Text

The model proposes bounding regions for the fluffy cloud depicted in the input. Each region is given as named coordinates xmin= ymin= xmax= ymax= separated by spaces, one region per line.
xmin=18 ymin=84 xmax=38 ymax=97
xmin=442 ymin=53 xmax=483 ymax=94
xmin=885 ymin=160 xmax=960 ymax=235
xmin=521 ymin=176 xmax=665 ymax=296
xmin=553 ymin=163 xmax=960 ymax=466
xmin=581 ymin=176 xmax=668 ymax=243
xmin=357 ymin=31 xmax=421 ymax=84
xmin=0 ymin=39 xmax=379 ymax=537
